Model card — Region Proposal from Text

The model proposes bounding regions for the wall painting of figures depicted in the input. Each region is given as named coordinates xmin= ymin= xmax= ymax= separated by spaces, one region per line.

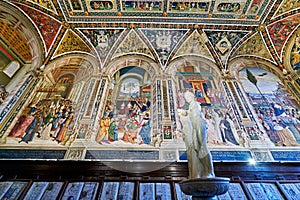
xmin=2 ymin=62 xmax=300 ymax=164
xmin=239 ymin=68 xmax=300 ymax=147
xmin=96 ymin=66 xmax=152 ymax=146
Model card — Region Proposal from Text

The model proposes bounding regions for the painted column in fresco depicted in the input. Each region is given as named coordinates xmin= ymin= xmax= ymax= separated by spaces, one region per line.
xmin=71 ymin=76 xmax=99 ymax=141
xmin=0 ymin=71 xmax=41 ymax=144
xmin=79 ymin=75 xmax=108 ymax=143
xmin=147 ymin=74 xmax=176 ymax=143
xmin=151 ymin=77 xmax=162 ymax=137
xmin=223 ymin=77 xmax=274 ymax=147
xmin=90 ymin=77 xmax=107 ymax=141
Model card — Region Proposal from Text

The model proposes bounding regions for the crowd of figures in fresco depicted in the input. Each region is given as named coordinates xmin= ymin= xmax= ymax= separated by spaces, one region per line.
xmin=4 ymin=67 xmax=300 ymax=149
xmin=253 ymin=97 xmax=300 ymax=146
xmin=8 ymin=98 xmax=75 ymax=145
xmin=241 ymin=69 xmax=300 ymax=147
xmin=202 ymin=100 xmax=300 ymax=148
xmin=96 ymin=90 xmax=152 ymax=146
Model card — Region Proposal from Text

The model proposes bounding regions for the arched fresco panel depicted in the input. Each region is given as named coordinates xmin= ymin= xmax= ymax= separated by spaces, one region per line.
xmin=239 ymin=68 xmax=300 ymax=147
xmin=175 ymin=60 xmax=242 ymax=147
xmin=96 ymin=66 xmax=153 ymax=145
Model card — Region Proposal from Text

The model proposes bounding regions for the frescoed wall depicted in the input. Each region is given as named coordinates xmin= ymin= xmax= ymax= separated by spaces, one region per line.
xmin=1 ymin=0 xmax=300 ymax=165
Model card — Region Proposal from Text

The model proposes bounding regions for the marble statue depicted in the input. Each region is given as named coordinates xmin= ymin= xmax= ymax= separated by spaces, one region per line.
xmin=178 ymin=91 xmax=215 ymax=179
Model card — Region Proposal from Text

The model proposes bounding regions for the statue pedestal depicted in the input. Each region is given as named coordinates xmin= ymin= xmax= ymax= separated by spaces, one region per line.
xmin=179 ymin=177 xmax=230 ymax=200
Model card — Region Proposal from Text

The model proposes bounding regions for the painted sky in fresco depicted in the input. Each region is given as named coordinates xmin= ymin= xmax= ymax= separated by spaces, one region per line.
xmin=239 ymin=68 xmax=279 ymax=94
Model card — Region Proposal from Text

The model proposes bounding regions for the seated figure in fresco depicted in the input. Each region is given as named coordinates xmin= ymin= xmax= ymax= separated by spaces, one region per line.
xmin=123 ymin=117 xmax=139 ymax=144
xmin=178 ymin=91 xmax=215 ymax=179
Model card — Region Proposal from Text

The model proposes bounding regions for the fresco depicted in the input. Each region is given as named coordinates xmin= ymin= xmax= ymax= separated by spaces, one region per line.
xmin=239 ymin=68 xmax=300 ymax=146
xmin=88 ymin=0 xmax=115 ymax=11
xmin=2 ymin=61 xmax=300 ymax=163
xmin=168 ymin=1 xmax=210 ymax=13
xmin=54 ymin=30 xmax=91 ymax=57
xmin=267 ymin=14 xmax=300 ymax=60
xmin=274 ymin=0 xmax=300 ymax=17
xmin=232 ymin=32 xmax=273 ymax=61
xmin=176 ymin=64 xmax=238 ymax=147
xmin=206 ymin=30 xmax=248 ymax=65
xmin=98 ymin=66 xmax=152 ymax=146
xmin=122 ymin=0 xmax=162 ymax=11
xmin=81 ymin=29 xmax=125 ymax=64
xmin=289 ymin=29 xmax=300 ymax=70
xmin=247 ymin=0 xmax=264 ymax=15
xmin=140 ymin=29 xmax=187 ymax=66
xmin=16 ymin=4 xmax=61 ymax=51
xmin=7 ymin=88 xmax=75 ymax=145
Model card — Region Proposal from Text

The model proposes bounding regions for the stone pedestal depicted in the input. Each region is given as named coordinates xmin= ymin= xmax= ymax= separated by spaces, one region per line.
xmin=179 ymin=177 xmax=230 ymax=200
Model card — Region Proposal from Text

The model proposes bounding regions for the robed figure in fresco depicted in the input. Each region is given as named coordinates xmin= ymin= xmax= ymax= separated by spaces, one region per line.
xmin=178 ymin=91 xmax=215 ymax=179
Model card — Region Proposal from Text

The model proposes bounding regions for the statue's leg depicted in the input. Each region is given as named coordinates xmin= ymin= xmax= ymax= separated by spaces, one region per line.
xmin=200 ymin=154 xmax=215 ymax=178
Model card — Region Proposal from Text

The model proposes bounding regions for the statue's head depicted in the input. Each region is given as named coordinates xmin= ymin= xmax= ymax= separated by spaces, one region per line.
xmin=183 ymin=91 xmax=195 ymax=103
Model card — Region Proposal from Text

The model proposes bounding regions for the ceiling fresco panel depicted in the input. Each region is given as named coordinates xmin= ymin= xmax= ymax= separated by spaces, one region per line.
xmin=140 ymin=29 xmax=188 ymax=68
xmin=168 ymin=0 xmax=210 ymax=14
xmin=27 ymin=0 xmax=57 ymax=14
xmin=122 ymin=0 xmax=163 ymax=12
xmin=112 ymin=29 xmax=155 ymax=60
xmin=245 ymin=0 xmax=264 ymax=16
xmin=174 ymin=30 xmax=214 ymax=61
xmin=15 ymin=3 xmax=61 ymax=53
xmin=267 ymin=13 xmax=300 ymax=61
xmin=285 ymin=27 xmax=300 ymax=71
xmin=86 ymin=0 xmax=117 ymax=12
xmin=232 ymin=32 xmax=274 ymax=63
xmin=213 ymin=0 xmax=245 ymax=15
xmin=205 ymin=30 xmax=249 ymax=67
xmin=53 ymin=29 xmax=92 ymax=58
xmin=80 ymin=28 xmax=125 ymax=67
xmin=273 ymin=0 xmax=300 ymax=18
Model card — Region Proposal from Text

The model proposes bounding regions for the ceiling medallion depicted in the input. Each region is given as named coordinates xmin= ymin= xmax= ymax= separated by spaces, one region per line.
xmin=215 ymin=37 xmax=232 ymax=54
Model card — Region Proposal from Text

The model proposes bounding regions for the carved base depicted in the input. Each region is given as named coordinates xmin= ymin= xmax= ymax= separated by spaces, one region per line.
xmin=179 ymin=177 xmax=230 ymax=199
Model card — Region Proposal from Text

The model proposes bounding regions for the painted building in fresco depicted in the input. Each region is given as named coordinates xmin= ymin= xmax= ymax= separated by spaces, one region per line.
xmin=1 ymin=0 xmax=300 ymax=165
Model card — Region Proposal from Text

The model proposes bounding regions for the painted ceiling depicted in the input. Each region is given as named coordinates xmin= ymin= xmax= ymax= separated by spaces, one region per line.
xmin=2 ymin=0 xmax=300 ymax=74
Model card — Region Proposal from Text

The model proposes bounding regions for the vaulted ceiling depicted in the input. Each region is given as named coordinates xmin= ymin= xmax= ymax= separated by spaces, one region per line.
xmin=1 ymin=0 xmax=300 ymax=77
